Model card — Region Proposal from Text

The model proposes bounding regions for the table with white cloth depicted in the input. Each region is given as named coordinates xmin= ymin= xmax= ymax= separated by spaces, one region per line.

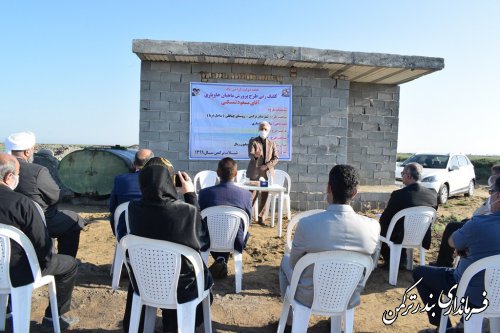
xmin=235 ymin=183 xmax=286 ymax=237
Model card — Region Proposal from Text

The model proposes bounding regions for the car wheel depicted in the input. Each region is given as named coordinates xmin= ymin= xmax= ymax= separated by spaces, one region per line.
xmin=438 ymin=184 xmax=449 ymax=204
xmin=464 ymin=180 xmax=474 ymax=197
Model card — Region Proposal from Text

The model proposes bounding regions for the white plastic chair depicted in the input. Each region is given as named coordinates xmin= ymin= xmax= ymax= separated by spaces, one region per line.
xmin=120 ymin=235 xmax=212 ymax=333
xmin=0 ymin=223 xmax=61 ymax=333
xmin=193 ymin=171 xmax=219 ymax=195
xmin=31 ymin=200 xmax=56 ymax=254
xmin=200 ymin=206 xmax=249 ymax=293
xmin=236 ymin=170 xmax=246 ymax=183
xmin=277 ymin=250 xmax=373 ymax=333
xmin=438 ymin=254 xmax=500 ymax=333
xmin=265 ymin=170 xmax=292 ymax=221
xmin=110 ymin=201 xmax=129 ymax=290
xmin=375 ymin=206 xmax=437 ymax=286
xmin=285 ymin=210 xmax=325 ymax=254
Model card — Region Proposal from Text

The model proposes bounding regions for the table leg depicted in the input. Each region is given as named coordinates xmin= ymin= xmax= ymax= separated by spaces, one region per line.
xmin=270 ymin=194 xmax=276 ymax=228
xmin=254 ymin=197 xmax=259 ymax=222
xmin=277 ymin=191 xmax=284 ymax=237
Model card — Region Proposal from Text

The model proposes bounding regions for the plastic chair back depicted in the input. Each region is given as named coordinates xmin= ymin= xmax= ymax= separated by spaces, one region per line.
xmin=285 ymin=209 xmax=325 ymax=254
xmin=201 ymin=206 xmax=249 ymax=253
xmin=265 ymin=169 xmax=293 ymax=223
xmin=289 ymin=251 xmax=373 ymax=316
xmin=120 ymin=235 xmax=206 ymax=309
xmin=111 ymin=201 xmax=129 ymax=289
xmin=267 ymin=169 xmax=291 ymax=194
xmin=0 ymin=223 xmax=61 ymax=332
xmin=31 ymin=201 xmax=45 ymax=224
xmin=0 ymin=224 xmax=43 ymax=290
xmin=236 ymin=170 xmax=246 ymax=183
xmin=439 ymin=254 xmax=500 ymax=333
xmin=277 ymin=250 xmax=373 ymax=332
xmin=194 ymin=170 xmax=219 ymax=194
xmin=200 ymin=206 xmax=249 ymax=293
xmin=386 ymin=206 xmax=436 ymax=247
xmin=457 ymin=254 xmax=500 ymax=316
xmin=114 ymin=201 xmax=130 ymax=236
xmin=31 ymin=200 xmax=56 ymax=254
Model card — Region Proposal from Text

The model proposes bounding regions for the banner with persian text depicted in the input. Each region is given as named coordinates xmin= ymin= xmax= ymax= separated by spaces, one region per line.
xmin=189 ymin=82 xmax=292 ymax=160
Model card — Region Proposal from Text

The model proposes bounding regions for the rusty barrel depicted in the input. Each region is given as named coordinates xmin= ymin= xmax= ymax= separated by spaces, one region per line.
xmin=58 ymin=148 xmax=136 ymax=196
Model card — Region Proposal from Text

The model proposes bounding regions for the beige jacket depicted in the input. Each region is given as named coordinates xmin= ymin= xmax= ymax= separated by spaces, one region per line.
xmin=246 ymin=136 xmax=279 ymax=180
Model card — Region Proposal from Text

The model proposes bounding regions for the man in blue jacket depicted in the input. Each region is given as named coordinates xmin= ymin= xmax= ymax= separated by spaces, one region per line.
xmin=109 ymin=149 xmax=153 ymax=235
xmin=199 ymin=157 xmax=252 ymax=278
xmin=413 ymin=176 xmax=500 ymax=330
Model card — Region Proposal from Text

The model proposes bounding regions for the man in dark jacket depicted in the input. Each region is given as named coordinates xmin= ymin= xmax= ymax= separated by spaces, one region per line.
xmin=199 ymin=157 xmax=252 ymax=278
xmin=109 ymin=148 xmax=153 ymax=235
xmin=0 ymin=153 xmax=78 ymax=330
xmin=379 ymin=162 xmax=438 ymax=266
xmin=5 ymin=131 xmax=85 ymax=258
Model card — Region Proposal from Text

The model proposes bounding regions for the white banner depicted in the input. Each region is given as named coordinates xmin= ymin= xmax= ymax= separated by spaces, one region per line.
xmin=189 ymin=82 xmax=292 ymax=160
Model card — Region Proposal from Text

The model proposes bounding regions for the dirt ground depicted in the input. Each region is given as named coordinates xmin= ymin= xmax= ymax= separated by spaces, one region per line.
xmin=19 ymin=188 xmax=490 ymax=332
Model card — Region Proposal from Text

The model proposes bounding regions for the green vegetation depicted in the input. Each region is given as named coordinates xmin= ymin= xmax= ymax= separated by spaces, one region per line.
xmin=396 ymin=153 xmax=413 ymax=162
xmin=470 ymin=156 xmax=500 ymax=185
xmin=397 ymin=153 xmax=500 ymax=185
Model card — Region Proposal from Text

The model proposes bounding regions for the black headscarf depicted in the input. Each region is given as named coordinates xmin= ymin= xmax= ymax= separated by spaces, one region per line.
xmin=138 ymin=157 xmax=177 ymax=202
xmin=123 ymin=156 xmax=212 ymax=332
xmin=127 ymin=156 xmax=211 ymax=302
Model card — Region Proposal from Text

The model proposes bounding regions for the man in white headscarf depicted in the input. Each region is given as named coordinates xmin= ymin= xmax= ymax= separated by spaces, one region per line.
xmin=5 ymin=131 xmax=85 ymax=258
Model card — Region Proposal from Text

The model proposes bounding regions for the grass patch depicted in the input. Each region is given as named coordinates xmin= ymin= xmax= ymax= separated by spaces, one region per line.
xmin=432 ymin=223 xmax=446 ymax=233
xmin=436 ymin=214 xmax=464 ymax=225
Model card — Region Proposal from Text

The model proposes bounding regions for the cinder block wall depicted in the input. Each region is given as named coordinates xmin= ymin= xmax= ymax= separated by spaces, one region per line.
xmin=347 ymin=82 xmax=400 ymax=186
xmin=139 ymin=61 xmax=399 ymax=210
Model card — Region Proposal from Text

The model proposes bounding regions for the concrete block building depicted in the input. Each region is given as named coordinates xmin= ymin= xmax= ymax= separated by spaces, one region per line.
xmin=133 ymin=40 xmax=444 ymax=211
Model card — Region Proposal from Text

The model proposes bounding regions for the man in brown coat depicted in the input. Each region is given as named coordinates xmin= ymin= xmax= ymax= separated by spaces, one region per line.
xmin=246 ymin=121 xmax=279 ymax=225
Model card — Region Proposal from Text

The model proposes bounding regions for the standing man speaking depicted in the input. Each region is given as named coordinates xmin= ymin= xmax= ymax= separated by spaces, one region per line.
xmin=246 ymin=121 xmax=279 ymax=225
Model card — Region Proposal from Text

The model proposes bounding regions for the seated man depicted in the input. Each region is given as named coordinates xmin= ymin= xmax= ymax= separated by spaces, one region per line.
xmin=279 ymin=165 xmax=380 ymax=328
xmin=6 ymin=131 xmax=85 ymax=258
xmin=413 ymin=176 xmax=500 ymax=330
xmin=198 ymin=157 xmax=252 ymax=278
xmin=0 ymin=153 xmax=78 ymax=330
xmin=109 ymin=148 xmax=153 ymax=235
xmin=379 ymin=162 xmax=438 ymax=267
xmin=432 ymin=164 xmax=500 ymax=267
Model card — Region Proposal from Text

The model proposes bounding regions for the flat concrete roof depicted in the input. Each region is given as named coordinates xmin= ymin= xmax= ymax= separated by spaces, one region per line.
xmin=133 ymin=39 xmax=444 ymax=85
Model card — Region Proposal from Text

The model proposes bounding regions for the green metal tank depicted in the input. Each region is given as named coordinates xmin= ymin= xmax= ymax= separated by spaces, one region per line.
xmin=58 ymin=148 xmax=136 ymax=196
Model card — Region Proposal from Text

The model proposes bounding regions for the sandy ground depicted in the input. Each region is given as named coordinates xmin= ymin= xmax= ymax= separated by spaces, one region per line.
xmin=12 ymin=188 xmax=490 ymax=332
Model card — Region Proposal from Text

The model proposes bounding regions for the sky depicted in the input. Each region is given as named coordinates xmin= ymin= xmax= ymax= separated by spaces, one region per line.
xmin=1 ymin=1 xmax=499 ymax=155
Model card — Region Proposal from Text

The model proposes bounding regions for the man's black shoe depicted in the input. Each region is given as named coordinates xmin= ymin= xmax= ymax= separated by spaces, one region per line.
xmin=209 ymin=257 xmax=228 ymax=279
xmin=379 ymin=259 xmax=407 ymax=270
xmin=41 ymin=314 xmax=79 ymax=332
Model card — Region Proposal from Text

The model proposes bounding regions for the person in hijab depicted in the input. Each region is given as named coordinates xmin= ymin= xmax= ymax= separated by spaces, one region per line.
xmin=121 ymin=157 xmax=212 ymax=333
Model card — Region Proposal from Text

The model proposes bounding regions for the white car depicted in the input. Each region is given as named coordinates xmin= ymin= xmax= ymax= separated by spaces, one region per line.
xmin=395 ymin=153 xmax=476 ymax=204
